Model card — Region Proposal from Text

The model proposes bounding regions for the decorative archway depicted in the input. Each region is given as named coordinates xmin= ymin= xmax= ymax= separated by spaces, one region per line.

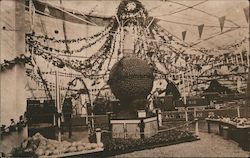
xmin=63 ymin=77 xmax=91 ymax=116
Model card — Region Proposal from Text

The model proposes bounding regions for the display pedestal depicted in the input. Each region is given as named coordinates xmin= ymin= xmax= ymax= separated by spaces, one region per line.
xmin=110 ymin=117 xmax=158 ymax=139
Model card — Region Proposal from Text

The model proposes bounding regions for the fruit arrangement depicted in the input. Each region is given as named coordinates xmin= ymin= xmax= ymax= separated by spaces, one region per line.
xmin=207 ymin=114 xmax=222 ymax=120
xmin=224 ymin=117 xmax=250 ymax=127
xmin=108 ymin=57 xmax=154 ymax=106
xmin=231 ymin=117 xmax=250 ymax=126
xmin=208 ymin=115 xmax=250 ymax=127
xmin=12 ymin=133 xmax=103 ymax=157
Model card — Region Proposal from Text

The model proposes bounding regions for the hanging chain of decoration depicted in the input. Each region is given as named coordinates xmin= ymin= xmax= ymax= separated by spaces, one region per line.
xmin=26 ymin=21 xmax=115 ymax=55
xmin=27 ymin=20 xmax=119 ymax=79
xmin=26 ymin=21 xmax=114 ymax=44
xmin=0 ymin=54 xmax=32 ymax=72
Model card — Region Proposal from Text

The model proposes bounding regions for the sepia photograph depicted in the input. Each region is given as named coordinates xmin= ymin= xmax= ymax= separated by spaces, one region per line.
xmin=0 ymin=0 xmax=249 ymax=157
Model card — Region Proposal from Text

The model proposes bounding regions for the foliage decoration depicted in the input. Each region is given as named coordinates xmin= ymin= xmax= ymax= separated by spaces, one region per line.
xmin=117 ymin=0 xmax=148 ymax=26
xmin=0 ymin=54 xmax=31 ymax=72
xmin=23 ymin=0 xmax=249 ymax=100
xmin=26 ymin=21 xmax=114 ymax=44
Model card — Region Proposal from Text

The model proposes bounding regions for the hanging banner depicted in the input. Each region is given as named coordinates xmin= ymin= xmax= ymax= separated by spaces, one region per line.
xmin=198 ymin=24 xmax=204 ymax=39
xmin=218 ymin=16 xmax=226 ymax=32
xmin=182 ymin=31 xmax=187 ymax=41
xmin=243 ymin=7 xmax=249 ymax=22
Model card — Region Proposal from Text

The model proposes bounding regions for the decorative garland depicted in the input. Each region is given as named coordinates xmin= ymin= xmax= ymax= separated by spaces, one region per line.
xmin=64 ymin=77 xmax=91 ymax=102
xmin=22 ymin=0 xmax=249 ymax=100
xmin=25 ymin=21 xmax=115 ymax=56
xmin=0 ymin=54 xmax=31 ymax=72
xmin=26 ymin=21 xmax=119 ymax=79
xmin=26 ymin=21 xmax=114 ymax=44
xmin=142 ymin=21 xmax=248 ymax=91
xmin=28 ymin=32 xmax=109 ymax=54
xmin=139 ymin=25 xmax=189 ymax=74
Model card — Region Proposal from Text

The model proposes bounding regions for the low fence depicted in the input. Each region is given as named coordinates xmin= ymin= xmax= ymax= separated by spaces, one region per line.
xmin=47 ymin=107 xmax=244 ymax=134
xmin=161 ymin=107 xmax=245 ymax=122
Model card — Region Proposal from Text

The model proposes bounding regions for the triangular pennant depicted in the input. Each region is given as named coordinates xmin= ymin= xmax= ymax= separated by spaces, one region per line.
xmin=218 ymin=16 xmax=226 ymax=32
xmin=44 ymin=5 xmax=50 ymax=15
xmin=243 ymin=7 xmax=249 ymax=22
xmin=198 ymin=24 xmax=204 ymax=39
xmin=182 ymin=31 xmax=187 ymax=41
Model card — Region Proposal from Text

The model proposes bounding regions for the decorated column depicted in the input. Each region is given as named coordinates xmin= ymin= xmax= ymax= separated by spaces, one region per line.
xmin=0 ymin=0 xmax=26 ymax=126
xmin=0 ymin=0 xmax=27 ymax=154
xmin=245 ymin=66 xmax=250 ymax=118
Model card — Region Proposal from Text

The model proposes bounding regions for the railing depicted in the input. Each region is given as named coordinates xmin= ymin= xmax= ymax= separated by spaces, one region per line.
xmin=161 ymin=106 xmax=244 ymax=122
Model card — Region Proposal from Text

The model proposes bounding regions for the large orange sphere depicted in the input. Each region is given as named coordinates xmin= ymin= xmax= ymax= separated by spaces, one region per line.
xmin=108 ymin=57 xmax=154 ymax=103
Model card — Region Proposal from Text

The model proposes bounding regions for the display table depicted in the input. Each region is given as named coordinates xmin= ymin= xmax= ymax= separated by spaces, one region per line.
xmin=205 ymin=118 xmax=250 ymax=151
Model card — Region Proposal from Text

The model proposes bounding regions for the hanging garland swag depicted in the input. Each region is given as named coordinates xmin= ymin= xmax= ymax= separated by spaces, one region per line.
xmin=0 ymin=54 xmax=31 ymax=72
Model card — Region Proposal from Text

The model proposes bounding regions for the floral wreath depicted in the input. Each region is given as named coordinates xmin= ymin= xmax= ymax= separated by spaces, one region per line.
xmin=117 ymin=0 xmax=148 ymax=26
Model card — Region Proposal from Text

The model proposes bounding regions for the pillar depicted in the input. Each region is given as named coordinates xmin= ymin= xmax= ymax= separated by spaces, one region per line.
xmin=185 ymin=108 xmax=188 ymax=122
xmin=237 ymin=105 xmax=240 ymax=117
xmin=0 ymin=0 xmax=26 ymax=126
xmin=156 ymin=108 xmax=162 ymax=127
xmin=245 ymin=62 xmax=250 ymax=118
xmin=106 ymin=112 xmax=112 ymax=132
xmin=0 ymin=0 xmax=26 ymax=154
xmin=207 ymin=121 xmax=211 ymax=133
xmin=95 ymin=128 xmax=102 ymax=144
xmin=139 ymin=119 xmax=145 ymax=139
xmin=194 ymin=118 xmax=199 ymax=137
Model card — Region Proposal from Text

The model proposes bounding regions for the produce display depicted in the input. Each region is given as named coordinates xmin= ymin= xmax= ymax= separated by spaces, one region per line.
xmin=108 ymin=57 xmax=154 ymax=102
xmin=108 ymin=57 xmax=154 ymax=115
xmin=11 ymin=133 xmax=103 ymax=157
xmin=207 ymin=115 xmax=250 ymax=127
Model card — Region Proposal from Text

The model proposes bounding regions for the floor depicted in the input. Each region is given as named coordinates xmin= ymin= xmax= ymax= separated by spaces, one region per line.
xmin=113 ymin=132 xmax=250 ymax=158
xmin=59 ymin=121 xmax=250 ymax=157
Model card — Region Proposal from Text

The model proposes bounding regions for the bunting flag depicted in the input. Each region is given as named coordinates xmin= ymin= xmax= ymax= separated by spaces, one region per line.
xmin=218 ymin=16 xmax=226 ymax=32
xmin=44 ymin=5 xmax=50 ymax=14
xmin=198 ymin=24 xmax=204 ymax=39
xmin=243 ymin=7 xmax=249 ymax=22
xmin=182 ymin=31 xmax=187 ymax=41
